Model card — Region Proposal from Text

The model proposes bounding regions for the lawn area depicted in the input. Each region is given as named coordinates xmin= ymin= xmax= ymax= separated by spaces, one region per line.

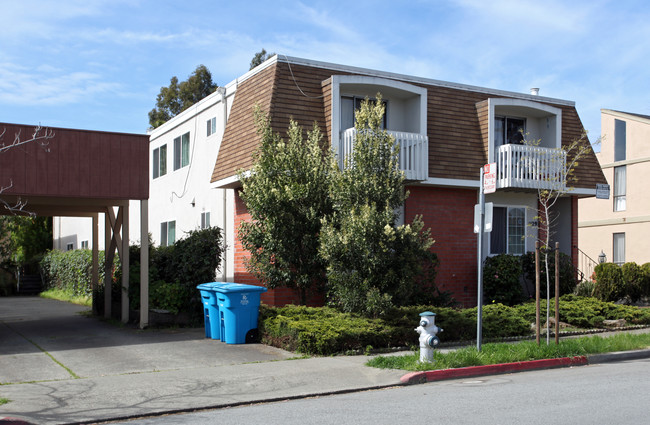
xmin=40 ymin=289 xmax=91 ymax=307
xmin=367 ymin=331 xmax=650 ymax=371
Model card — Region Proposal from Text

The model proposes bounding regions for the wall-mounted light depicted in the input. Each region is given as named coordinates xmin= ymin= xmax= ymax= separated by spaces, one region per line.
xmin=191 ymin=198 xmax=196 ymax=208
xmin=598 ymin=250 xmax=606 ymax=264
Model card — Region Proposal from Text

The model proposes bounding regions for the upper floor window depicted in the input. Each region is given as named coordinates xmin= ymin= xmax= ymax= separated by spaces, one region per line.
xmin=173 ymin=132 xmax=190 ymax=171
xmin=207 ymin=117 xmax=217 ymax=137
xmin=614 ymin=119 xmax=626 ymax=162
xmin=490 ymin=206 xmax=526 ymax=255
xmin=153 ymin=145 xmax=167 ymax=179
xmin=161 ymin=220 xmax=176 ymax=247
xmin=495 ymin=116 xmax=526 ymax=146
xmin=340 ymin=96 xmax=387 ymax=131
xmin=614 ymin=165 xmax=626 ymax=211
xmin=201 ymin=211 xmax=211 ymax=229
xmin=81 ymin=240 xmax=89 ymax=249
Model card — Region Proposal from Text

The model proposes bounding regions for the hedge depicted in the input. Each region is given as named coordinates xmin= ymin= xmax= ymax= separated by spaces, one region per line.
xmin=259 ymin=296 xmax=650 ymax=356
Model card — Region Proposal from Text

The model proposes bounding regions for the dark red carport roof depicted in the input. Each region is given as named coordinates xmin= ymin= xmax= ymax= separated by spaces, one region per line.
xmin=0 ymin=122 xmax=148 ymax=215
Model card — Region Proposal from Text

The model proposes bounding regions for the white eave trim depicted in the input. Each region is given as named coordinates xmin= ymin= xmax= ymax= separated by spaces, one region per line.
xmin=211 ymin=174 xmax=241 ymax=189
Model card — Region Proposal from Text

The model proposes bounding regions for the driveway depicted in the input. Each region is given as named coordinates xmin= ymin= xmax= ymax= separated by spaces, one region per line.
xmin=0 ymin=296 xmax=294 ymax=385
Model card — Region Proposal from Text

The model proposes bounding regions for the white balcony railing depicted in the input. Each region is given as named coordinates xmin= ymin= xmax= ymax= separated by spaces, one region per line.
xmin=339 ymin=128 xmax=428 ymax=181
xmin=496 ymin=144 xmax=566 ymax=191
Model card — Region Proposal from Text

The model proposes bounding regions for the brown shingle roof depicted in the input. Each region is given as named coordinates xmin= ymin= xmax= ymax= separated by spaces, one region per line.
xmin=211 ymin=58 xmax=605 ymax=189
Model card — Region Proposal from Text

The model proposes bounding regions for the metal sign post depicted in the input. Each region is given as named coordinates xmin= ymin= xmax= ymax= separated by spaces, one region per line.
xmin=476 ymin=163 xmax=496 ymax=352
xmin=476 ymin=167 xmax=485 ymax=351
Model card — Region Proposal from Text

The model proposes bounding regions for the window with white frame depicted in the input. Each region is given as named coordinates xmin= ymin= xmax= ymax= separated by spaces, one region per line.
xmin=490 ymin=206 xmax=526 ymax=255
xmin=613 ymin=233 xmax=625 ymax=265
xmin=161 ymin=220 xmax=176 ymax=247
xmin=153 ymin=145 xmax=167 ymax=179
xmin=207 ymin=117 xmax=217 ymax=137
xmin=340 ymin=96 xmax=387 ymax=130
xmin=614 ymin=166 xmax=626 ymax=211
xmin=495 ymin=116 xmax=526 ymax=146
xmin=173 ymin=132 xmax=190 ymax=171
xmin=201 ymin=211 xmax=211 ymax=229
xmin=81 ymin=240 xmax=89 ymax=249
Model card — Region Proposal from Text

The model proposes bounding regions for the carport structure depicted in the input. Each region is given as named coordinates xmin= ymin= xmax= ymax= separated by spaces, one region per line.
xmin=0 ymin=122 xmax=151 ymax=327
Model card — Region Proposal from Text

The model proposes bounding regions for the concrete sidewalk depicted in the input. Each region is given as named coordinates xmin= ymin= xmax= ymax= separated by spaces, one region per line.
xmin=1 ymin=297 xmax=649 ymax=425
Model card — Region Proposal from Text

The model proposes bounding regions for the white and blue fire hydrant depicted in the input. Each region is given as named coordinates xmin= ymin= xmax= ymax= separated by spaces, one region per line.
xmin=415 ymin=311 xmax=442 ymax=363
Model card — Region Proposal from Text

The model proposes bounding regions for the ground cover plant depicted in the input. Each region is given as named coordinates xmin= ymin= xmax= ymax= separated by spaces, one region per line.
xmin=366 ymin=331 xmax=650 ymax=371
xmin=258 ymin=296 xmax=650 ymax=356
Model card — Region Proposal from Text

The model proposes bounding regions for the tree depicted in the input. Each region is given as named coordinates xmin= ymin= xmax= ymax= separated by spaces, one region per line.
xmin=319 ymin=96 xmax=439 ymax=317
xmin=148 ymin=65 xmax=218 ymax=129
xmin=249 ymin=49 xmax=275 ymax=70
xmin=237 ymin=107 xmax=334 ymax=304
xmin=527 ymin=131 xmax=593 ymax=342
xmin=2 ymin=216 xmax=52 ymax=273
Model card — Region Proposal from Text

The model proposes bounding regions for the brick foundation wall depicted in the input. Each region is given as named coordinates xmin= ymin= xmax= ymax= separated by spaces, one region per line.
xmin=405 ymin=186 xmax=478 ymax=307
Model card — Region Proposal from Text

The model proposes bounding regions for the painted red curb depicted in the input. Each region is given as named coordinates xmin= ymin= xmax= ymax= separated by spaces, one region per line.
xmin=400 ymin=356 xmax=588 ymax=384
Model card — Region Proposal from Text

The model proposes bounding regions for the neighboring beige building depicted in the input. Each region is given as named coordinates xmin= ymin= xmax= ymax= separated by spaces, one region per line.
xmin=579 ymin=109 xmax=650 ymax=269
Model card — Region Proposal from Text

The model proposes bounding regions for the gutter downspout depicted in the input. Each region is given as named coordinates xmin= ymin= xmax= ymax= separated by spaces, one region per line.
xmin=217 ymin=86 xmax=229 ymax=281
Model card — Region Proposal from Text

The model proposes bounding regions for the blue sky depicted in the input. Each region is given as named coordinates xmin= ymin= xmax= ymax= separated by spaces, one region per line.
xmin=1 ymin=0 xmax=649 ymax=145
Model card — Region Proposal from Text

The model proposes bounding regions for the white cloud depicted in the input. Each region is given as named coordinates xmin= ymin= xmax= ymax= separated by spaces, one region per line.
xmin=0 ymin=62 xmax=121 ymax=106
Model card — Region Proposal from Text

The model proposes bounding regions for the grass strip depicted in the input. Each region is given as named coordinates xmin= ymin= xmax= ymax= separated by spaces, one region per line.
xmin=40 ymin=289 xmax=92 ymax=307
xmin=0 ymin=397 xmax=9 ymax=405
xmin=367 ymin=332 xmax=650 ymax=372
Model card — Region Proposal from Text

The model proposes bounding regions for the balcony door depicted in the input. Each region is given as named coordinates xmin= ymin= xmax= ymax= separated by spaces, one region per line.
xmin=495 ymin=116 xmax=526 ymax=147
xmin=341 ymin=96 xmax=387 ymax=131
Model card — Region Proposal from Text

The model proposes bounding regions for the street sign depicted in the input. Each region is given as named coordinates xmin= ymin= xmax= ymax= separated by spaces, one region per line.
xmin=596 ymin=183 xmax=610 ymax=199
xmin=474 ymin=202 xmax=493 ymax=233
xmin=483 ymin=163 xmax=496 ymax=194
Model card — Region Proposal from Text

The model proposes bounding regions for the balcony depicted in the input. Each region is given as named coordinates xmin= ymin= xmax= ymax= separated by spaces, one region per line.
xmin=496 ymin=144 xmax=566 ymax=191
xmin=339 ymin=128 xmax=428 ymax=181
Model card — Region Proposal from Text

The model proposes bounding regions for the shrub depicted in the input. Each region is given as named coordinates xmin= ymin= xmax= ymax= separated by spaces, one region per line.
xmin=621 ymin=262 xmax=644 ymax=302
xmin=642 ymin=263 xmax=650 ymax=297
xmin=574 ymin=279 xmax=595 ymax=297
xmin=129 ymin=226 xmax=223 ymax=324
xmin=521 ymin=250 xmax=577 ymax=298
xmin=593 ymin=263 xmax=625 ymax=302
xmin=482 ymin=254 xmax=524 ymax=306
xmin=40 ymin=249 xmax=118 ymax=297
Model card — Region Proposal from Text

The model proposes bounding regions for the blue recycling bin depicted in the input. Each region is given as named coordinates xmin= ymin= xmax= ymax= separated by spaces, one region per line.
xmin=215 ymin=283 xmax=267 ymax=344
xmin=197 ymin=282 xmax=228 ymax=340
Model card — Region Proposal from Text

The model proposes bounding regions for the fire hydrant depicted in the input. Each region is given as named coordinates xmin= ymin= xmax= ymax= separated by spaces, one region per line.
xmin=415 ymin=311 xmax=442 ymax=363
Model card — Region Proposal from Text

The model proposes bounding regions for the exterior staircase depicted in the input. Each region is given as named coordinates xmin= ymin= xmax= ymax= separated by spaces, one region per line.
xmin=17 ymin=274 xmax=43 ymax=295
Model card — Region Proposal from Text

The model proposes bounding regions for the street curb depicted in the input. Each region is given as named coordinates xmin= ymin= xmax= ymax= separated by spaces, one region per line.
xmin=587 ymin=348 xmax=650 ymax=364
xmin=400 ymin=356 xmax=588 ymax=384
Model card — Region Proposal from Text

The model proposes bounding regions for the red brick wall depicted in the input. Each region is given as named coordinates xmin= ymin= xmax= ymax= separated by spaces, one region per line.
xmin=404 ymin=186 xmax=478 ymax=307
xmin=233 ymin=190 xmax=324 ymax=306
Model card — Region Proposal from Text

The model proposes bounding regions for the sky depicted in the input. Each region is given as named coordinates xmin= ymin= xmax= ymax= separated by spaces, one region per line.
xmin=1 ymin=0 xmax=649 ymax=146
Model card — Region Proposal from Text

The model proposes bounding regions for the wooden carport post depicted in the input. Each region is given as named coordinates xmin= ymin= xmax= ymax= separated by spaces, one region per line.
xmin=121 ymin=204 xmax=129 ymax=324
xmin=104 ymin=211 xmax=113 ymax=319
xmin=91 ymin=213 xmax=99 ymax=315
xmin=140 ymin=199 xmax=149 ymax=328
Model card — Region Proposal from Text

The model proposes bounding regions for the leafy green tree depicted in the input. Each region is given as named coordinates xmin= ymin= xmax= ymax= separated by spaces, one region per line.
xmin=250 ymin=48 xmax=275 ymax=70
xmin=237 ymin=108 xmax=334 ymax=304
xmin=148 ymin=65 xmax=218 ymax=129
xmin=3 ymin=216 xmax=52 ymax=273
xmin=320 ymin=96 xmax=439 ymax=316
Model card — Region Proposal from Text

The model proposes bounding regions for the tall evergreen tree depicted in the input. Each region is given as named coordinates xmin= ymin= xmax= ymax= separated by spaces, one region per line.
xmin=148 ymin=65 xmax=217 ymax=129
xmin=237 ymin=108 xmax=334 ymax=304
